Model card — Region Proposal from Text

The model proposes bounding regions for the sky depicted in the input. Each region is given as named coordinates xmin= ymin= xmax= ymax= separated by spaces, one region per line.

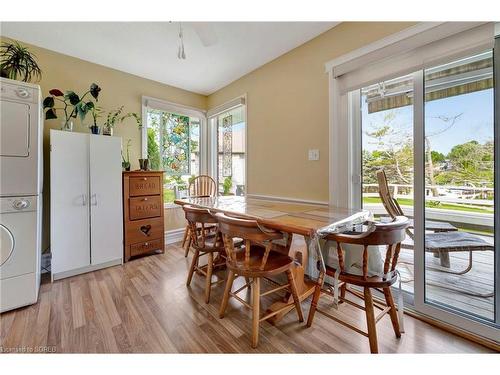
xmin=362 ymin=89 xmax=494 ymax=155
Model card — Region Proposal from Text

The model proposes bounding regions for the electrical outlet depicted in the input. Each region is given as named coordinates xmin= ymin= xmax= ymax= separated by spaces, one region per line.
xmin=308 ymin=149 xmax=320 ymax=161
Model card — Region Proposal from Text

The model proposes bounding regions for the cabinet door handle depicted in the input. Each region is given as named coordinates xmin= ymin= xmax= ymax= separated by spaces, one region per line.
xmin=91 ymin=194 xmax=98 ymax=206
xmin=82 ymin=194 xmax=87 ymax=206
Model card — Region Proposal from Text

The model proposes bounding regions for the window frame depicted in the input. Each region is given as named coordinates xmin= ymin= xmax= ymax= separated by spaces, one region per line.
xmin=333 ymin=27 xmax=499 ymax=342
xmin=141 ymin=96 xmax=208 ymax=208
xmin=207 ymin=94 xmax=247 ymax=195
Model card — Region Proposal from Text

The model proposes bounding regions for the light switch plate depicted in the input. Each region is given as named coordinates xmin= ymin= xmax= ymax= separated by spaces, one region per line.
xmin=308 ymin=149 xmax=320 ymax=161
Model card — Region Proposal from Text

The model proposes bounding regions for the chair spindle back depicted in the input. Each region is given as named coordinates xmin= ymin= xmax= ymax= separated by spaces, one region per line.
xmin=183 ymin=205 xmax=220 ymax=250
xmin=326 ymin=216 xmax=409 ymax=280
xmin=189 ymin=175 xmax=217 ymax=197
xmin=215 ymin=212 xmax=283 ymax=271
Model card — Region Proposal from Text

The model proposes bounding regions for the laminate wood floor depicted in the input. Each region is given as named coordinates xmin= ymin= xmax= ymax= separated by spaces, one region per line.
xmin=0 ymin=243 xmax=494 ymax=353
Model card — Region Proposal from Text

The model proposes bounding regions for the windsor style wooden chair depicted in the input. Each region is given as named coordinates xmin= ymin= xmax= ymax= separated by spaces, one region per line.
xmin=215 ymin=212 xmax=304 ymax=348
xmin=183 ymin=204 xmax=226 ymax=303
xmin=306 ymin=216 xmax=409 ymax=353
xmin=182 ymin=175 xmax=218 ymax=257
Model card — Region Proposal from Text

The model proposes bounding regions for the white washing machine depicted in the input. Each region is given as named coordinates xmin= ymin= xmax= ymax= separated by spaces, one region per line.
xmin=0 ymin=196 xmax=41 ymax=312
xmin=0 ymin=77 xmax=42 ymax=313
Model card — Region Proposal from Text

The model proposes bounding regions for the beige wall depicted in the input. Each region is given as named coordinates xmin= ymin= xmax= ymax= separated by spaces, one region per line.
xmin=1 ymin=37 xmax=206 ymax=247
xmin=207 ymin=22 xmax=415 ymax=203
xmin=2 ymin=22 xmax=416 ymax=243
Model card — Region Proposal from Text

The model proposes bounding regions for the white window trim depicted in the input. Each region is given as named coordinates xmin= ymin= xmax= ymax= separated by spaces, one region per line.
xmin=207 ymin=94 xmax=248 ymax=194
xmin=327 ymin=22 xmax=492 ymax=208
xmin=141 ymin=96 xmax=207 ymax=208
xmin=326 ymin=22 xmax=499 ymax=342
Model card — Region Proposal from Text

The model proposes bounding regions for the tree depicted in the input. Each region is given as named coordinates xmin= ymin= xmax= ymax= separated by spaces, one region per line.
xmin=445 ymin=140 xmax=494 ymax=186
xmin=363 ymin=110 xmax=413 ymax=185
xmin=425 ymin=114 xmax=462 ymax=196
xmin=430 ymin=151 xmax=445 ymax=164
xmin=147 ymin=127 xmax=160 ymax=170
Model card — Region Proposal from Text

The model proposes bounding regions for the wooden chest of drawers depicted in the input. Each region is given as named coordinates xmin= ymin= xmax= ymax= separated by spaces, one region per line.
xmin=123 ymin=171 xmax=165 ymax=262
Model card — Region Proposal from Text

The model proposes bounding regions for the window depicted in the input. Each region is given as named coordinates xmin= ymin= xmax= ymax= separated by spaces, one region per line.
xmin=142 ymin=98 xmax=205 ymax=205
xmin=335 ymin=23 xmax=499 ymax=341
xmin=208 ymin=98 xmax=246 ymax=196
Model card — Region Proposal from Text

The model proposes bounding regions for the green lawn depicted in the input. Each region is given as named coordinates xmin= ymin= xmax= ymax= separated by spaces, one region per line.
xmin=164 ymin=189 xmax=175 ymax=204
xmin=363 ymin=196 xmax=493 ymax=214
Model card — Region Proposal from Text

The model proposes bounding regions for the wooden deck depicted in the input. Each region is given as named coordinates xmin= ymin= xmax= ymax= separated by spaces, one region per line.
xmin=0 ymin=243 xmax=492 ymax=353
xmin=398 ymin=247 xmax=495 ymax=321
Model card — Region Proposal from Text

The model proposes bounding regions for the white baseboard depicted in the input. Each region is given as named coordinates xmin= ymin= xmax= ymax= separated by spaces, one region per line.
xmin=165 ymin=227 xmax=186 ymax=245
xmin=52 ymin=258 xmax=122 ymax=281
xmin=246 ymin=193 xmax=329 ymax=206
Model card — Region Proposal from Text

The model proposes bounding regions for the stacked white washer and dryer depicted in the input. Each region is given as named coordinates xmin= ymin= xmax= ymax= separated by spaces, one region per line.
xmin=0 ymin=77 xmax=43 ymax=313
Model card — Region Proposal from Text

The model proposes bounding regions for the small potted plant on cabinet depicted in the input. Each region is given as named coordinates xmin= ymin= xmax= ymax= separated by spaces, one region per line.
xmin=102 ymin=106 xmax=142 ymax=136
xmin=89 ymin=106 xmax=102 ymax=135
xmin=122 ymin=139 xmax=131 ymax=171
xmin=43 ymin=83 xmax=101 ymax=131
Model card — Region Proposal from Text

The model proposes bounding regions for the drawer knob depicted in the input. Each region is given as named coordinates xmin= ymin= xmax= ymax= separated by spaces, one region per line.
xmin=145 ymin=242 xmax=149 ymax=246
xmin=143 ymin=197 xmax=148 ymax=201
xmin=143 ymin=177 xmax=147 ymax=181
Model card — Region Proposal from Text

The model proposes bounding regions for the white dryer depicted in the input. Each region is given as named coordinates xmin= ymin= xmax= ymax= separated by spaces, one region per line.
xmin=0 ymin=77 xmax=42 ymax=313
xmin=0 ymin=78 xmax=43 ymax=197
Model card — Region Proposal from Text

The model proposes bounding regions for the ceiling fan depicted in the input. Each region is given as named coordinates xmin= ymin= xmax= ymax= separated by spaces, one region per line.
xmin=176 ymin=22 xmax=219 ymax=60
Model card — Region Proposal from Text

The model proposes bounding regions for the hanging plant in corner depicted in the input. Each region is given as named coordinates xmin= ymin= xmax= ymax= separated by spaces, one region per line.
xmin=0 ymin=41 xmax=42 ymax=82
xmin=43 ymin=83 xmax=101 ymax=131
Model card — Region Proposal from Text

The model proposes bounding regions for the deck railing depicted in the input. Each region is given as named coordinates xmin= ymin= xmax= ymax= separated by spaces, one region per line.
xmin=363 ymin=183 xmax=494 ymax=230
xmin=363 ymin=183 xmax=494 ymax=206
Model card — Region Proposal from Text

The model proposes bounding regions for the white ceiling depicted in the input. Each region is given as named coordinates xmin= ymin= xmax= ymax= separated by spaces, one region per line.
xmin=1 ymin=22 xmax=338 ymax=95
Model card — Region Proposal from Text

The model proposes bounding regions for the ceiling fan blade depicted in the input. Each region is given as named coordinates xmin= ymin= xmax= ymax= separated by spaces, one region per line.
xmin=192 ymin=23 xmax=218 ymax=47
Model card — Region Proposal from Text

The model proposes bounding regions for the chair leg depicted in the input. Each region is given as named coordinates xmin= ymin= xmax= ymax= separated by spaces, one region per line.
xmin=245 ymin=277 xmax=251 ymax=290
xmin=186 ymin=249 xmax=199 ymax=286
xmin=219 ymin=271 xmax=235 ymax=318
xmin=182 ymin=225 xmax=189 ymax=249
xmin=306 ymin=272 xmax=324 ymax=327
xmin=205 ymin=252 xmax=214 ymax=304
xmin=286 ymin=270 xmax=304 ymax=322
xmin=438 ymin=250 xmax=451 ymax=268
xmin=364 ymin=287 xmax=378 ymax=354
xmin=383 ymin=287 xmax=401 ymax=338
xmin=184 ymin=230 xmax=192 ymax=257
xmin=339 ymin=283 xmax=347 ymax=303
xmin=251 ymin=277 xmax=261 ymax=348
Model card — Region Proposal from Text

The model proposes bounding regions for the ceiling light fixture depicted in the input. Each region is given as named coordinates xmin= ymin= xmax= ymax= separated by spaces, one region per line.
xmin=177 ymin=23 xmax=186 ymax=60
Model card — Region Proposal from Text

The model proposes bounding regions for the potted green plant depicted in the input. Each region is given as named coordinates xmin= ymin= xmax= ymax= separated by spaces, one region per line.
xmin=222 ymin=176 xmax=233 ymax=195
xmin=102 ymin=106 xmax=142 ymax=136
xmin=122 ymin=139 xmax=131 ymax=171
xmin=89 ymin=106 xmax=103 ymax=135
xmin=0 ymin=41 xmax=42 ymax=82
xmin=43 ymin=83 xmax=101 ymax=131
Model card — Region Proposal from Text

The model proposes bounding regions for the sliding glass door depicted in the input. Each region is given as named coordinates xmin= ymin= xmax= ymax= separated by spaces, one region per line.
xmin=360 ymin=74 xmax=415 ymax=299
xmin=354 ymin=47 xmax=499 ymax=340
xmin=422 ymin=52 xmax=495 ymax=322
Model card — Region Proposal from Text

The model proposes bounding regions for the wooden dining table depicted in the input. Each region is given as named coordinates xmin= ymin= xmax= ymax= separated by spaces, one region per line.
xmin=174 ymin=195 xmax=371 ymax=323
